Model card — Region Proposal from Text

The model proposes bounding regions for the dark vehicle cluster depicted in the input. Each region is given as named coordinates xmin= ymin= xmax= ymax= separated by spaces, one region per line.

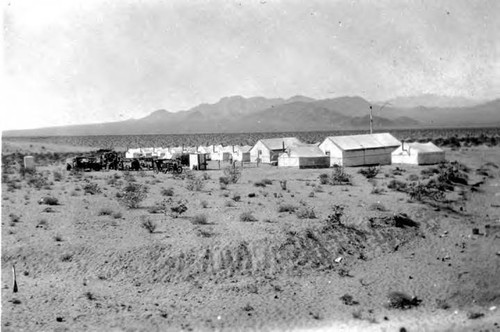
xmin=66 ymin=150 xmax=185 ymax=173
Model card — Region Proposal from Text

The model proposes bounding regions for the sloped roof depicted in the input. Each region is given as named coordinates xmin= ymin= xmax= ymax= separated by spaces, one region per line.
xmin=238 ymin=145 xmax=252 ymax=153
xmin=325 ymin=133 xmax=400 ymax=151
xmin=405 ymin=142 xmax=443 ymax=153
xmin=287 ymin=145 xmax=326 ymax=158
xmin=260 ymin=137 xmax=303 ymax=150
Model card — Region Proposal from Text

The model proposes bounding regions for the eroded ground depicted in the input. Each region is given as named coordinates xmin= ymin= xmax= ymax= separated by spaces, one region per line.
xmin=2 ymin=144 xmax=500 ymax=331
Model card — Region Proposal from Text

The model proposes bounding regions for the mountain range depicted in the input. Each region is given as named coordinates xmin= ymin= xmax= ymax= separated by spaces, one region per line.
xmin=3 ymin=95 xmax=499 ymax=137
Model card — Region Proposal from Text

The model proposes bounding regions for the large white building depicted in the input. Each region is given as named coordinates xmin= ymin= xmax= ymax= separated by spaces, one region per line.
xmin=319 ymin=133 xmax=401 ymax=167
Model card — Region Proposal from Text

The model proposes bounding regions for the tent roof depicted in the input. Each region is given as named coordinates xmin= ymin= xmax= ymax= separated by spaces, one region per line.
xmin=404 ymin=142 xmax=443 ymax=153
xmin=287 ymin=145 xmax=326 ymax=158
xmin=238 ymin=145 xmax=252 ymax=153
xmin=260 ymin=137 xmax=303 ymax=150
xmin=325 ymin=133 xmax=400 ymax=151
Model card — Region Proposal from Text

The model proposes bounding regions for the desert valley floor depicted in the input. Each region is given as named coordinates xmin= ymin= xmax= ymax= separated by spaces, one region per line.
xmin=2 ymin=140 xmax=500 ymax=331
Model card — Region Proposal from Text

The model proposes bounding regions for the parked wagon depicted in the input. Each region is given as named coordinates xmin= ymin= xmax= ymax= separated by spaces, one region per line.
xmin=154 ymin=159 xmax=183 ymax=174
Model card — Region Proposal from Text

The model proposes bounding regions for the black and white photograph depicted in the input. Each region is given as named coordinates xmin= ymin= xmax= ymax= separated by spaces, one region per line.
xmin=2 ymin=0 xmax=499 ymax=331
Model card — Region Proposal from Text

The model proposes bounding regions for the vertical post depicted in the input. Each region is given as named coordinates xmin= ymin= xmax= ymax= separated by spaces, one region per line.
xmin=12 ymin=265 xmax=18 ymax=293
xmin=369 ymin=105 xmax=373 ymax=135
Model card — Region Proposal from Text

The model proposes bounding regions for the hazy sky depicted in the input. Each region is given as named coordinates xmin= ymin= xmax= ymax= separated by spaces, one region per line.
xmin=3 ymin=0 xmax=499 ymax=130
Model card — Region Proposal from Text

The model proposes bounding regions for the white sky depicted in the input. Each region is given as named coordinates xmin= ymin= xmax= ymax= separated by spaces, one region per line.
xmin=2 ymin=0 xmax=499 ymax=131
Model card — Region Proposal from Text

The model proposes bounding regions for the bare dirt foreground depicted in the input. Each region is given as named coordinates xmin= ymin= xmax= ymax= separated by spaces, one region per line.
xmin=2 ymin=142 xmax=500 ymax=331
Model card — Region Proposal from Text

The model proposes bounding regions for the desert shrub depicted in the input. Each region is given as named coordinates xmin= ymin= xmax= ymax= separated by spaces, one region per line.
xmin=240 ymin=212 xmax=257 ymax=222
xmin=201 ymin=172 xmax=211 ymax=180
xmin=169 ymin=200 xmax=188 ymax=217
xmin=391 ymin=167 xmax=406 ymax=176
xmin=407 ymin=182 xmax=445 ymax=202
xmin=279 ymin=180 xmax=287 ymax=190
xmin=254 ymin=180 xmax=267 ymax=187
xmin=326 ymin=204 xmax=345 ymax=225
xmin=262 ymin=178 xmax=273 ymax=185
xmin=296 ymin=206 xmax=317 ymax=219
xmin=98 ymin=207 xmax=113 ymax=216
xmin=358 ymin=166 xmax=380 ymax=179
xmin=39 ymin=196 xmax=59 ymax=205
xmin=118 ymin=183 xmax=147 ymax=209
xmin=330 ymin=166 xmax=352 ymax=185
xmin=387 ymin=179 xmax=408 ymax=192
xmin=225 ymin=200 xmax=235 ymax=207
xmin=191 ymin=214 xmax=209 ymax=225
xmin=407 ymin=174 xmax=419 ymax=181
xmin=308 ymin=192 xmax=315 ymax=197
xmin=436 ymin=161 xmax=469 ymax=185
xmin=112 ymin=212 xmax=123 ymax=219
xmin=340 ymin=294 xmax=359 ymax=306
xmin=371 ymin=187 xmax=386 ymax=195
xmin=223 ymin=166 xmax=242 ymax=184
xmin=219 ymin=176 xmax=230 ymax=185
xmin=278 ymin=203 xmax=297 ymax=213
xmin=232 ymin=194 xmax=241 ymax=202
xmin=9 ymin=213 xmax=21 ymax=223
xmin=319 ymin=173 xmax=329 ymax=184
xmin=54 ymin=235 xmax=63 ymax=242
xmin=386 ymin=291 xmax=422 ymax=310
xmin=186 ymin=177 xmax=204 ymax=191
xmin=61 ymin=253 xmax=73 ymax=262
xmin=201 ymin=200 xmax=209 ymax=208
xmin=140 ymin=216 xmax=157 ymax=233
xmin=53 ymin=171 xmax=63 ymax=182
xmin=83 ymin=182 xmax=101 ymax=195
xmin=26 ymin=172 xmax=49 ymax=190
xmin=37 ymin=219 xmax=48 ymax=228
xmin=161 ymin=187 xmax=174 ymax=196
xmin=369 ymin=202 xmax=387 ymax=211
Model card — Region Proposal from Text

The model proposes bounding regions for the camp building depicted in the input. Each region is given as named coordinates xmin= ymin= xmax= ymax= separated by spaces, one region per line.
xmin=319 ymin=133 xmax=401 ymax=167
xmin=278 ymin=145 xmax=329 ymax=168
xmin=392 ymin=142 xmax=445 ymax=165
xmin=250 ymin=137 xmax=303 ymax=164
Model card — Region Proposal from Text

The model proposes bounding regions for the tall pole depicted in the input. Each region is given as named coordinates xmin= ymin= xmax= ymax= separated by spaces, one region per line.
xmin=369 ymin=105 xmax=373 ymax=134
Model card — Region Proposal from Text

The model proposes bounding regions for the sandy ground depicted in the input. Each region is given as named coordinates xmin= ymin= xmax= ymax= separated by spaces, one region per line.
xmin=1 ymin=143 xmax=500 ymax=331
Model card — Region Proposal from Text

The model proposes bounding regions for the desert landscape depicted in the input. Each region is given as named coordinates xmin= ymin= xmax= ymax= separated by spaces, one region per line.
xmin=2 ymin=134 xmax=500 ymax=331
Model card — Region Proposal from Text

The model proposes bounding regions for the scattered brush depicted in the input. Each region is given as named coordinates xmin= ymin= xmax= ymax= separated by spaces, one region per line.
xmin=340 ymin=294 xmax=359 ymax=306
xmin=98 ymin=208 xmax=114 ymax=216
xmin=387 ymin=179 xmax=408 ymax=192
xmin=9 ymin=213 xmax=21 ymax=223
xmin=196 ymin=228 xmax=215 ymax=238
xmin=61 ymin=253 xmax=73 ymax=262
xmin=254 ymin=180 xmax=267 ymax=187
xmin=83 ymin=182 xmax=101 ymax=195
xmin=223 ymin=166 xmax=242 ymax=184
xmin=191 ymin=214 xmax=209 ymax=225
xmin=39 ymin=196 xmax=59 ymax=205
xmin=407 ymin=174 xmax=419 ymax=182
xmin=278 ymin=203 xmax=297 ymax=213
xmin=186 ymin=177 xmax=204 ymax=191
xmin=112 ymin=212 xmax=122 ymax=219
xmin=118 ymin=183 xmax=147 ymax=209
xmin=201 ymin=172 xmax=211 ymax=180
xmin=369 ymin=202 xmax=387 ymax=211
xmin=140 ymin=217 xmax=157 ymax=233
xmin=296 ymin=206 xmax=317 ymax=219
xmin=330 ymin=166 xmax=352 ymax=185
xmin=240 ymin=212 xmax=257 ymax=222
xmin=161 ymin=187 xmax=174 ymax=196
xmin=201 ymin=200 xmax=209 ymax=208
xmin=358 ymin=166 xmax=380 ymax=179
xmin=232 ymin=194 xmax=241 ymax=202
xmin=325 ymin=205 xmax=345 ymax=225
xmin=386 ymin=291 xmax=422 ymax=310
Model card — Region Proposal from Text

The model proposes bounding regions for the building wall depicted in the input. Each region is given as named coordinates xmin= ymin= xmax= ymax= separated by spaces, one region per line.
xmin=250 ymin=141 xmax=271 ymax=163
xmin=343 ymin=148 xmax=393 ymax=166
xmin=319 ymin=139 xmax=343 ymax=166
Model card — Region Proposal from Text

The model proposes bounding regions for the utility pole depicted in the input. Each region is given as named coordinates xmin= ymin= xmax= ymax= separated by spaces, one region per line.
xmin=369 ymin=105 xmax=373 ymax=134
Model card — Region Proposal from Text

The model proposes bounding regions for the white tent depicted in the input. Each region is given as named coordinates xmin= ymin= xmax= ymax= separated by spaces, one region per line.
xmin=278 ymin=145 xmax=329 ymax=168
xmin=233 ymin=145 xmax=252 ymax=162
xmin=392 ymin=142 xmax=445 ymax=165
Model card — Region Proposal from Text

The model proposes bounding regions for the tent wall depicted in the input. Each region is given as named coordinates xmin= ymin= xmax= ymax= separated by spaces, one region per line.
xmin=319 ymin=140 xmax=343 ymax=166
xmin=250 ymin=141 xmax=272 ymax=163
xmin=342 ymin=148 xmax=393 ymax=167
xmin=278 ymin=156 xmax=329 ymax=168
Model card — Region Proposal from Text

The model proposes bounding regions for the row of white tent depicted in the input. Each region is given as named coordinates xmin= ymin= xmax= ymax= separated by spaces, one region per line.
xmin=125 ymin=145 xmax=253 ymax=162
xmin=125 ymin=133 xmax=446 ymax=168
